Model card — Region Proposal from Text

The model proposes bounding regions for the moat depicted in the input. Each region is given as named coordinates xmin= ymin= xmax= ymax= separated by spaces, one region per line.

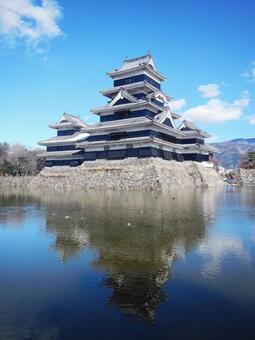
xmin=0 ymin=187 xmax=255 ymax=339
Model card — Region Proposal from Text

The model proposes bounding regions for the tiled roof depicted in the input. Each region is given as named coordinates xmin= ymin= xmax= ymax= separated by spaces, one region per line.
xmin=77 ymin=136 xmax=152 ymax=148
xmin=82 ymin=116 xmax=152 ymax=131
xmin=49 ymin=113 xmax=87 ymax=129
xmin=38 ymin=132 xmax=90 ymax=145
xmin=179 ymin=120 xmax=211 ymax=138
xmin=81 ymin=115 xmax=184 ymax=137
xmin=107 ymin=54 xmax=166 ymax=80
xmin=115 ymin=54 xmax=155 ymax=72
xmin=100 ymin=81 xmax=162 ymax=96
xmin=38 ymin=150 xmax=82 ymax=158
xmin=91 ymin=99 xmax=165 ymax=114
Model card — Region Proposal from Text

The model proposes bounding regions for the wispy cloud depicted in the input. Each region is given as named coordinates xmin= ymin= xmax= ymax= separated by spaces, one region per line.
xmin=0 ymin=0 xmax=63 ymax=53
xmin=249 ymin=116 xmax=255 ymax=125
xmin=241 ymin=89 xmax=250 ymax=98
xmin=169 ymin=98 xmax=186 ymax=111
xmin=207 ymin=133 xmax=219 ymax=143
xmin=242 ymin=61 xmax=255 ymax=82
xmin=241 ymin=71 xmax=250 ymax=78
xmin=198 ymin=83 xmax=220 ymax=98
xmin=252 ymin=68 xmax=255 ymax=80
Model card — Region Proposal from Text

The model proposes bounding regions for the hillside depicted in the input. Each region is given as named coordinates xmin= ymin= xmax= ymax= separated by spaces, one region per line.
xmin=211 ymin=138 xmax=255 ymax=168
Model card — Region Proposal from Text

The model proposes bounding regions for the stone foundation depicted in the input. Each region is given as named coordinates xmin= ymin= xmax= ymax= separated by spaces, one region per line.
xmin=29 ymin=158 xmax=224 ymax=191
xmin=236 ymin=169 xmax=255 ymax=186
xmin=0 ymin=175 xmax=35 ymax=188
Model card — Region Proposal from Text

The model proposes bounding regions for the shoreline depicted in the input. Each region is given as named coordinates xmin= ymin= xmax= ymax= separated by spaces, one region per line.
xmin=1 ymin=160 xmax=254 ymax=191
xmin=0 ymin=158 xmax=224 ymax=191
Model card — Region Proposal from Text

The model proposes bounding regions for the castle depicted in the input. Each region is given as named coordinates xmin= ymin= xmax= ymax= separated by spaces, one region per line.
xmin=39 ymin=54 xmax=216 ymax=167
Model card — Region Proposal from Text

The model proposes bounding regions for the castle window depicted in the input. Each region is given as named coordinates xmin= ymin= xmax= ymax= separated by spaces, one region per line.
xmin=57 ymin=129 xmax=77 ymax=136
xmin=110 ymin=132 xmax=127 ymax=140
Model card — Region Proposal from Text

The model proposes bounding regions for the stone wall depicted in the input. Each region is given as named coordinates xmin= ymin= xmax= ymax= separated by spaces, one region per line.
xmin=237 ymin=169 xmax=255 ymax=186
xmin=0 ymin=176 xmax=35 ymax=188
xmin=29 ymin=158 xmax=224 ymax=191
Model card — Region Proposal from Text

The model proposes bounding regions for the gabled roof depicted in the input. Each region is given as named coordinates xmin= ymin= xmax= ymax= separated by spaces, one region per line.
xmin=108 ymin=90 xmax=139 ymax=106
xmin=49 ymin=113 xmax=87 ymax=129
xmin=146 ymin=90 xmax=172 ymax=103
xmin=178 ymin=120 xmax=211 ymax=138
xmin=107 ymin=53 xmax=166 ymax=81
xmin=144 ymin=93 xmax=180 ymax=119
xmin=153 ymin=107 xmax=177 ymax=129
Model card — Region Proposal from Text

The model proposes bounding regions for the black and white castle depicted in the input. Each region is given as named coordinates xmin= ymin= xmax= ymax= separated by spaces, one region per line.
xmin=39 ymin=54 xmax=216 ymax=167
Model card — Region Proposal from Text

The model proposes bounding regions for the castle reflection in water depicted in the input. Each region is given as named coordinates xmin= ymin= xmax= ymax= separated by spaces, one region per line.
xmin=36 ymin=189 xmax=216 ymax=321
xmin=1 ymin=188 xmax=255 ymax=340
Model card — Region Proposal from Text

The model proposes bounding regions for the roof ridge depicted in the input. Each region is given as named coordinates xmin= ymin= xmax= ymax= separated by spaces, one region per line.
xmin=63 ymin=112 xmax=80 ymax=119
xmin=124 ymin=54 xmax=150 ymax=63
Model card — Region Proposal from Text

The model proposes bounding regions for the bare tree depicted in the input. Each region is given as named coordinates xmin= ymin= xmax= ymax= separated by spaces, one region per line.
xmin=0 ymin=142 xmax=44 ymax=176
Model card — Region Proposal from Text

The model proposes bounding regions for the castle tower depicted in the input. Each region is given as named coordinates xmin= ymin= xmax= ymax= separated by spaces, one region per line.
xmin=39 ymin=54 xmax=216 ymax=166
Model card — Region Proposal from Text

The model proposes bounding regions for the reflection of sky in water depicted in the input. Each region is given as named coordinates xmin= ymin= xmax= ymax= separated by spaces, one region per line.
xmin=0 ymin=188 xmax=255 ymax=339
xmin=198 ymin=234 xmax=245 ymax=276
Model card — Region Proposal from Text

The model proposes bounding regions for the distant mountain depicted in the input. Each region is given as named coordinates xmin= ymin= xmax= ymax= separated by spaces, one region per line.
xmin=211 ymin=138 xmax=255 ymax=168
xmin=230 ymin=137 xmax=255 ymax=143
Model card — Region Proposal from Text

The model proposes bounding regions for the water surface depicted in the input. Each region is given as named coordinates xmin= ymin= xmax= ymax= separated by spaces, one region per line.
xmin=0 ymin=188 xmax=255 ymax=339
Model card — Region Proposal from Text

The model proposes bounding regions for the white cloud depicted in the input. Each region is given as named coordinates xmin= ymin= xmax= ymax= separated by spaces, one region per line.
xmin=169 ymin=98 xmax=186 ymax=111
xmin=198 ymin=83 xmax=220 ymax=98
xmin=249 ymin=116 xmax=255 ymax=125
xmin=0 ymin=0 xmax=62 ymax=51
xmin=207 ymin=133 xmax=218 ymax=143
xmin=182 ymin=97 xmax=250 ymax=123
xmin=252 ymin=67 xmax=255 ymax=80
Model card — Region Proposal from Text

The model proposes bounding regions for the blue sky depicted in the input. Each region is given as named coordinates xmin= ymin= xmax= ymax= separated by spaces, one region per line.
xmin=0 ymin=0 xmax=254 ymax=147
